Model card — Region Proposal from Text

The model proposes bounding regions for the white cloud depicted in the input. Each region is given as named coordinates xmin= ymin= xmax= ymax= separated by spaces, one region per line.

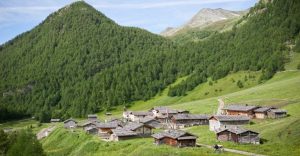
xmin=91 ymin=0 xmax=250 ymax=9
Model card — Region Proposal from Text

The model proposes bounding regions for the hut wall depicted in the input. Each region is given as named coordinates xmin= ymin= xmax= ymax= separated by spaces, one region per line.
xmin=163 ymin=137 xmax=178 ymax=146
xmin=178 ymin=139 xmax=196 ymax=147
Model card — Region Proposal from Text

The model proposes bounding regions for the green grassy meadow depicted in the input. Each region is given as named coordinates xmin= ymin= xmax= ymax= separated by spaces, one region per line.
xmin=2 ymin=71 xmax=300 ymax=156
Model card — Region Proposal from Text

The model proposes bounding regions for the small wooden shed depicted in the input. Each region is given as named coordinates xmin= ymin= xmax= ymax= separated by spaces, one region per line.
xmin=171 ymin=114 xmax=209 ymax=128
xmin=216 ymin=126 xmax=260 ymax=144
xmin=151 ymin=130 xmax=198 ymax=147
xmin=87 ymin=114 xmax=98 ymax=122
xmin=110 ymin=128 xmax=137 ymax=141
xmin=254 ymin=107 xmax=272 ymax=119
xmin=209 ymin=115 xmax=250 ymax=131
xmin=97 ymin=122 xmax=119 ymax=139
xmin=267 ymin=109 xmax=287 ymax=119
xmin=63 ymin=118 xmax=78 ymax=129
xmin=123 ymin=122 xmax=154 ymax=136
xmin=222 ymin=105 xmax=258 ymax=118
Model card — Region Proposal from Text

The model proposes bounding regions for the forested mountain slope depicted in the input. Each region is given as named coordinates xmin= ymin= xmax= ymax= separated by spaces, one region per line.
xmin=0 ymin=0 xmax=299 ymax=121
xmin=168 ymin=0 xmax=300 ymax=96
xmin=0 ymin=2 xmax=187 ymax=120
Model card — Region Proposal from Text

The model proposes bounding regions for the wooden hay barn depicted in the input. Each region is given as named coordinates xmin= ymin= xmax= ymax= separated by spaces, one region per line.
xmin=267 ymin=109 xmax=287 ymax=118
xmin=222 ymin=105 xmax=258 ymax=118
xmin=151 ymin=130 xmax=197 ymax=147
xmin=171 ymin=114 xmax=209 ymax=128
xmin=123 ymin=122 xmax=154 ymax=136
xmin=63 ymin=118 xmax=78 ymax=129
xmin=110 ymin=128 xmax=137 ymax=141
xmin=216 ymin=126 xmax=260 ymax=144
xmin=209 ymin=115 xmax=250 ymax=131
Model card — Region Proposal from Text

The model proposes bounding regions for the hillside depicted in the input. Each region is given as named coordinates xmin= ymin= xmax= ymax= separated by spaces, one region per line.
xmin=40 ymin=71 xmax=300 ymax=156
xmin=161 ymin=8 xmax=244 ymax=37
xmin=1 ymin=0 xmax=299 ymax=122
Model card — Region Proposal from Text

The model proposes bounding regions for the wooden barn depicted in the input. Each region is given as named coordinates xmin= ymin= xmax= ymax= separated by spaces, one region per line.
xmin=267 ymin=109 xmax=287 ymax=118
xmin=254 ymin=107 xmax=272 ymax=119
xmin=123 ymin=122 xmax=154 ymax=136
xmin=85 ymin=127 xmax=98 ymax=135
xmin=123 ymin=111 xmax=153 ymax=122
xmin=151 ymin=130 xmax=197 ymax=147
xmin=81 ymin=121 xmax=97 ymax=131
xmin=110 ymin=128 xmax=137 ymax=141
xmin=222 ymin=105 xmax=258 ymax=118
xmin=209 ymin=115 xmax=250 ymax=131
xmin=216 ymin=127 xmax=260 ymax=144
xmin=171 ymin=114 xmax=209 ymax=128
xmin=97 ymin=122 xmax=119 ymax=139
xmin=63 ymin=118 xmax=78 ymax=129
xmin=150 ymin=106 xmax=188 ymax=118
xmin=139 ymin=117 xmax=161 ymax=128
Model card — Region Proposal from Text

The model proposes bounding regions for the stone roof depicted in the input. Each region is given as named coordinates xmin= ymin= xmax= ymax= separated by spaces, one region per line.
xmin=96 ymin=122 xmax=118 ymax=128
xmin=172 ymin=114 xmax=209 ymax=120
xmin=63 ymin=118 xmax=78 ymax=123
xmin=270 ymin=109 xmax=287 ymax=113
xmin=139 ymin=117 xmax=156 ymax=123
xmin=124 ymin=111 xmax=153 ymax=116
xmin=210 ymin=115 xmax=250 ymax=121
xmin=151 ymin=130 xmax=197 ymax=140
xmin=131 ymin=111 xmax=153 ymax=116
xmin=112 ymin=128 xmax=137 ymax=137
xmin=123 ymin=122 xmax=144 ymax=130
xmin=152 ymin=106 xmax=179 ymax=114
xmin=216 ymin=126 xmax=259 ymax=135
xmin=254 ymin=107 xmax=272 ymax=113
xmin=86 ymin=127 xmax=98 ymax=131
xmin=223 ymin=105 xmax=258 ymax=112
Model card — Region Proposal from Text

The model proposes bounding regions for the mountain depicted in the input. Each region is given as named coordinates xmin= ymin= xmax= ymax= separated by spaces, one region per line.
xmin=0 ymin=1 xmax=186 ymax=120
xmin=0 ymin=0 xmax=299 ymax=121
xmin=161 ymin=8 xmax=246 ymax=37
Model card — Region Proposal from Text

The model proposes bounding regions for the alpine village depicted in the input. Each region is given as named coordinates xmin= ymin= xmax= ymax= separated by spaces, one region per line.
xmin=0 ymin=0 xmax=300 ymax=156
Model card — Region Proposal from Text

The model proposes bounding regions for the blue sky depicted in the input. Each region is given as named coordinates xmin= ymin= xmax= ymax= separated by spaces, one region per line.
xmin=0 ymin=0 xmax=258 ymax=44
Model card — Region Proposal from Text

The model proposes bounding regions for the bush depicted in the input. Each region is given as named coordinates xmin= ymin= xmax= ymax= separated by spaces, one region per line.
xmin=236 ymin=80 xmax=244 ymax=88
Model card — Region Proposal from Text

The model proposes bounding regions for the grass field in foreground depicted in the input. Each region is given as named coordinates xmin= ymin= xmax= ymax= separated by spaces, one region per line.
xmin=41 ymin=126 xmax=240 ymax=156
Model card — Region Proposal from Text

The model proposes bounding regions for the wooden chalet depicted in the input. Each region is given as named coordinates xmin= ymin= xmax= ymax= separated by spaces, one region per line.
xmin=216 ymin=126 xmax=260 ymax=144
xmin=150 ymin=106 xmax=188 ymax=118
xmin=85 ymin=127 xmax=98 ymax=135
xmin=139 ymin=117 xmax=161 ymax=128
xmin=171 ymin=114 xmax=209 ymax=128
xmin=222 ymin=105 xmax=258 ymax=118
xmin=267 ymin=109 xmax=287 ymax=118
xmin=123 ymin=111 xmax=153 ymax=122
xmin=97 ymin=122 xmax=119 ymax=139
xmin=63 ymin=118 xmax=78 ymax=129
xmin=110 ymin=128 xmax=137 ymax=141
xmin=81 ymin=121 xmax=97 ymax=131
xmin=254 ymin=107 xmax=272 ymax=119
xmin=209 ymin=115 xmax=250 ymax=131
xmin=123 ymin=122 xmax=154 ymax=136
xmin=151 ymin=130 xmax=198 ymax=147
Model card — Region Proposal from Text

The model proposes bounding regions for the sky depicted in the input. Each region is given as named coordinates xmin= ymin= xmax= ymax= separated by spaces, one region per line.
xmin=0 ymin=0 xmax=258 ymax=44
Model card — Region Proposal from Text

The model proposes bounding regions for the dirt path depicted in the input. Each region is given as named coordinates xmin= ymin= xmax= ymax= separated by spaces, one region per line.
xmin=37 ymin=125 xmax=56 ymax=140
xmin=197 ymin=143 xmax=267 ymax=156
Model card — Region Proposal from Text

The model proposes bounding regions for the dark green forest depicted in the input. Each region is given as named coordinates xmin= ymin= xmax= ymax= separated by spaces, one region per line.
xmin=0 ymin=0 xmax=299 ymax=121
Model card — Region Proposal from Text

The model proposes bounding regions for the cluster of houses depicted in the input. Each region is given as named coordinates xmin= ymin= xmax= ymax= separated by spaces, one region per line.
xmin=57 ymin=104 xmax=287 ymax=147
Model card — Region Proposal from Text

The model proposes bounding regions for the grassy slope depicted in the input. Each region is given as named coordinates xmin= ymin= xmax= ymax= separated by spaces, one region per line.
xmin=5 ymin=71 xmax=299 ymax=156
xmin=285 ymin=52 xmax=300 ymax=70
xmin=99 ymin=71 xmax=261 ymax=117
xmin=41 ymin=125 xmax=239 ymax=156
